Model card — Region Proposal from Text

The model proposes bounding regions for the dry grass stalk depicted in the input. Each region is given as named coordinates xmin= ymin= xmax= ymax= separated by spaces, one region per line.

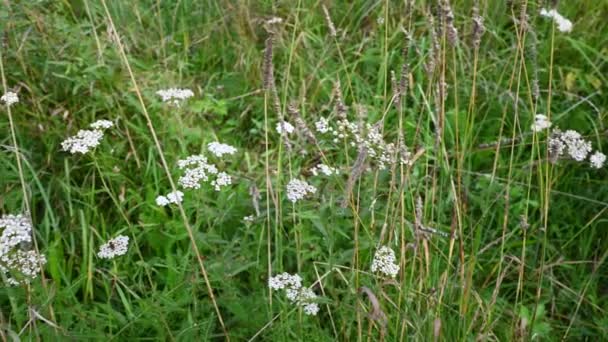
xmin=322 ymin=5 xmax=337 ymax=38
xmin=441 ymin=0 xmax=459 ymax=46
xmin=471 ymin=0 xmax=485 ymax=49
xmin=288 ymin=101 xmax=318 ymax=146
xmin=341 ymin=147 xmax=368 ymax=208
xmin=249 ymin=184 xmax=261 ymax=216
xmin=333 ymin=80 xmax=348 ymax=120
xmin=358 ymin=287 xmax=388 ymax=332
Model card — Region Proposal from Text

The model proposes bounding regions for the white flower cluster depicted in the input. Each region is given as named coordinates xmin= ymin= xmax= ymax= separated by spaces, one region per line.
xmin=276 ymin=121 xmax=295 ymax=135
xmin=371 ymin=246 xmax=400 ymax=278
xmin=548 ymin=129 xmax=605 ymax=168
xmin=0 ymin=214 xmax=46 ymax=286
xmin=363 ymin=125 xmax=399 ymax=169
xmin=531 ymin=114 xmax=552 ymax=132
xmin=90 ymin=119 xmax=114 ymax=130
xmin=61 ymin=119 xmax=113 ymax=154
xmin=590 ymin=152 xmax=606 ymax=169
xmin=548 ymin=129 xmax=590 ymax=160
xmin=266 ymin=17 xmax=283 ymax=25
xmin=1 ymin=91 xmax=19 ymax=106
xmin=269 ymin=272 xmax=320 ymax=316
xmin=156 ymin=190 xmax=184 ymax=207
xmin=207 ymin=142 xmax=237 ymax=158
xmin=315 ymin=117 xmax=329 ymax=134
xmin=211 ymin=171 xmax=232 ymax=191
xmin=316 ymin=117 xmax=411 ymax=169
xmin=97 ymin=235 xmax=129 ymax=259
xmin=156 ymin=150 xmax=235 ymax=206
xmin=310 ymin=163 xmax=338 ymax=176
xmin=156 ymin=88 xmax=194 ymax=106
xmin=177 ymin=155 xmax=219 ymax=189
xmin=540 ymin=8 xmax=573 ymax=33
xmin=286 ymin=179 xmax=317 ymax=203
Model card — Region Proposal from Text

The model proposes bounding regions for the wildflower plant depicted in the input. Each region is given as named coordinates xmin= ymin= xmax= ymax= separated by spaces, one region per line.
xmin=1 ymin=91 xmax=19 ymax=106
xmin=540 ymin=8 xmax=573 ymax=33
xmin=269 ymin=272 xmax=320 ymax=316
xmin=2 ymin=1 xmax=607 ymax=340
xmin=531 ymin=114 xmax=552 ymax=132
xmin=310 ymin=163 xmax=339 ymax=176
xmin=548 ymin=129 xmax=596 ymax=164
xmin=207 ymin=142 xmax=237 ymax=158
xmin=0 ymin=214 xmax=46 ymax=286
xmin=156 ymin=88 xmax=194 ymax=106
xmin=156 ymin=190 xmax=184 ymax=207
xmin=276 ymin=121 xmax=295 ymax=135
xmin=371 ymin=246 xmax=400 ymax=278
xmin=286 ymin=179 xmax=317 ymax=203
xmin=97 ymin=235 xmax=129 ymax=259
xmin=61 ymin=119 xmax=114 ymax=155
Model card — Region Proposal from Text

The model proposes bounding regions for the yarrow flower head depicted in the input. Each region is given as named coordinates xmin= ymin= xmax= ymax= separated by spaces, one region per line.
xmin=177 ymin=155 xmax=218 ymax=189
xmin=97 ymin=235 xmax=129 ymax=259
xmin=211 ymin=171 xmax=232 ymax=191
xmin=540 ymin=8 xmax=573 ymax=33
xmin=207 ymin=142 xmax=237 ymax=158
xmin=269 ymin=272 xmax=319 ymax=316
xmin=156 ymin=88 xmax=194 ymax=106
xmin=1 ymin=91 xmax=19 ymax=106
xmin=371 ymin=246 xmax=400 ymax=278
xmin=266 ymin=17 xmax=283 ymax=25
xmin=590 ymin=151 xmax=606 ymax=169
xmin=315 ymin=117 xmax=330 ymax=134
xmin=276 ymin=121 xmax=295 ymax=135
xmin=548 ymin=129 xmax=592 ymax=163
xmin=61 ymin=129 xmax=104 ymax=154
xmin=0 ymin=214 xmax=46 ymax=286
xmin=90 ymin=119 xmax=114 ymax=130
xmin=310 ymin=163 xmax=338 ymax=176
xmin=286 ymin=179 xmax=317 ymax=203
xmin=561 ymin=130 xmax=591 ymax=161
xmin=531 ymin=114 xmax=552 ymax=132
xmin=156 ymin=190 xmax=184 ymax=207
xmin=173 ymin=154 xmax=233 ymax=194
xmin=61 ymin=119 xmax=113 ymax=155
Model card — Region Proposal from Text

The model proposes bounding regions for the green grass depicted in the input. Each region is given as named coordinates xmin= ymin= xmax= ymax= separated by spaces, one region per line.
xmin=1 ymin=0 xmax=607 ymax=340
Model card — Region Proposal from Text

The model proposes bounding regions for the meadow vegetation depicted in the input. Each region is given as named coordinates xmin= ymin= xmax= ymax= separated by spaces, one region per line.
xmin=1 ymin=0 xmax=607 ymax=340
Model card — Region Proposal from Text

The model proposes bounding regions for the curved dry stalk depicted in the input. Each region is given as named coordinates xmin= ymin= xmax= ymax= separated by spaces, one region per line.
xmin=358 ymin=286 xmax=388 ymax=333
xmin=99 ymin=1 xmax=229 ymax=339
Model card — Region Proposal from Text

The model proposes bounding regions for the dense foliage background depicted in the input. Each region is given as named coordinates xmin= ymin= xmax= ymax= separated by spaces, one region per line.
xmin=1 ymin=0 xmax=607 ymax=340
